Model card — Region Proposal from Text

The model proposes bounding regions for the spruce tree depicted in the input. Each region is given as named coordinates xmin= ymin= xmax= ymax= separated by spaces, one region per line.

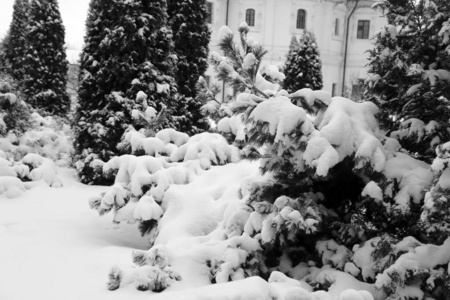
xmin=365 ymin=0 xmax=450 ymax=160
xmin=3 ymin=0 xmax=29 ymax=82
xmin=73 ymin=0 xmax=180 ymax=184
xmin=167 ymin=0 xmax=211 ymax=133
xmin=282 ymin=32 xmax=323 ymax=93
xmin=22 ymin=0 xmax=69 ymax=115
xmin=0 ymin=38 xmax=9 ymax=75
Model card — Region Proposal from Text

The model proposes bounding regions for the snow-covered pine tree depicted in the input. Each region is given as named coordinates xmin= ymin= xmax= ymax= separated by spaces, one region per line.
xmin=73 ymin=0 xmax=181 ymax=184
xmin=167 ymin=0 xmax=210 ymax=133
xmin=22 ymin=0 xmax=69 ymax=116
xmin=199 ymin=25 xmax=446 ymax=295
xmin=282 ymin=32 xmax=323 ymax=93
xmin=365 ymin=0 xmax=450 ymax=161
xmin=2 ymin=0 xmax=30 ymax=82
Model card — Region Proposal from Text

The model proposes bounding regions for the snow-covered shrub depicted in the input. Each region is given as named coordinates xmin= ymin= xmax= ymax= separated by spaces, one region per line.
xmin=211 ymin=233 xmax=264 ymax=283
xmin=1 ymin=112 xmax=74 ymax=165
xmin=91 ymin=24 xmax=450 ymax=299
xmin=107 ymin=245 xmax=181 ymax=292
xmin=0 ymin=81 xmax=31 ymax=135
xmin=0 ymin=110 xmax=71 ymax=198
xmin=0 ymin=151 xmax=63 ymax=198
xmin=421 ymin=142 xmax=450 ymax=244
xmin=375 ymin=238 xmax=450 ymax=300
xmin=89 ymin=125 xmax=239 ymax=236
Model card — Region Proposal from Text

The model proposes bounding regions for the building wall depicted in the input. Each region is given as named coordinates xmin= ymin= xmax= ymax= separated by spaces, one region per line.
xmin=206 ymin=0 xmax=386 ymax=97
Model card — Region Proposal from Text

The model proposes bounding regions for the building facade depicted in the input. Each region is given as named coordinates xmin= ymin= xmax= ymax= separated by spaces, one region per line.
xmin=205 ymin=0 xmax=386 ymax=97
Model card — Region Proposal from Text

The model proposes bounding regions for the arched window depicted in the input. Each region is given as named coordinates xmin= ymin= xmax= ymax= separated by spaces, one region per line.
xmin=296 ymin=9 xmax=306 ymax=29
xmin=246 ymin=9 xmax=255 ymax=27
xmin=334 ymin=18 xmax=340 ymax=35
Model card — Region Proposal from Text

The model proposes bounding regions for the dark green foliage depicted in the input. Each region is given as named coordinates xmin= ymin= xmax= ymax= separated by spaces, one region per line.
xmin=283 ymin=32 xmax=323 ymax=93
xmin=22 ymin=0 xmax=70 ymax=116
xmin=138 ymin=219 xmax=158 ymax=237
xmin=2 ymin=0 xmax=29 ymax=81
xmin=2 ymin=100 xmax=31 ymax=134
xmin=365 ymin=0 xmax=450 ymax=159
xmin=167 ymin=0 xmax=210 ymax=99
xmin=73 ymin=0 xmax=181 ymax=184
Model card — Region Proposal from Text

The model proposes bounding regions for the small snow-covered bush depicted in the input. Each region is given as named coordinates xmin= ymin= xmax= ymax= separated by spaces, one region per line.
xmin=0 ymin=84 xmax=31 ymax=135
xmin=0 ymin=112 xmax=73 ymax=165
xmin=107 ymin=245 xmax=181 ymax=292
xmin=0 ymin=110 xmax=71 ymax=198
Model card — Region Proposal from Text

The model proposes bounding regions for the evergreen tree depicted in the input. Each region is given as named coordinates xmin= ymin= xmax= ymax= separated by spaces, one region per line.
xmin=22 ymin=0 xmax=69 ymax=115
xmin=365 ymin=0 xmax=450 ymax=160
xmin=282 ymin=32 xmax=323 ymax=93
xmin=2 ymin=0 xmax=30 ymax=82
xmin=0 ymin=37 xmax=9 ymax=75
xmin=73 ymin=0 xmax=180 ymax=184
xmin=167 ymin=0 xmax=211 ymax=133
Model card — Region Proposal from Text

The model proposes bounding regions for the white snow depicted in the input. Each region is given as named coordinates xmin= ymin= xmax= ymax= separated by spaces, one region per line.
xmin=218 ymin=25 xmax=233 ymax=41
xmin=243 ymin=53 xmax=258 ymax=70
xmin=304 ymin=136 xmax=340 ymax=176
xmin=0 ymin=151 xmax=385 ymax=300
xmin=383 ymin=152 xmax=433 ymax=210
xmin=361 ymin=181 xmax=383 ymax=202
xmin=155 ymin=128 xmax=189 ymax=147
xmin=250 ymin=96 xmax=311 ymax=144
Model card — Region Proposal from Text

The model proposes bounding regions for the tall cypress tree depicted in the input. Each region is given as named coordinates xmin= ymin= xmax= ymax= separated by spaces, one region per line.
xmin=73 ymin=0 xmax=180 ymax=184
xmin=22 ymin=0 xmax=69 ymax=115
xmin=283 ymin=32 xmax=323 ymax=93
xmin=167 ymin=0 xmax=211 ymax=133
xmin=167 ymin=0 xmax=210 ymax=133
xmin=2 ymin=0 xmax=29 ymax=82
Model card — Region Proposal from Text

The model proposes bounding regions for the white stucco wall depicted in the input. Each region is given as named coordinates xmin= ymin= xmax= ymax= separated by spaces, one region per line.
xmin=205 ymin=0 xmax=387 ymax=98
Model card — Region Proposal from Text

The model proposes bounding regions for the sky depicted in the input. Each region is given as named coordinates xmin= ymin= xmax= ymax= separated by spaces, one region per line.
xmin=0 ymin=0 xmax=91 ymax=62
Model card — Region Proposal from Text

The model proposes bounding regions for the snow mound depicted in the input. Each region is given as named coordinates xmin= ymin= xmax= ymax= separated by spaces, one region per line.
xmin=170 ymin=132 xmax=239 ymax=167
xmin=0 ymin=176 xmax=27 ymax=199
xmin=22 ymin=153 xmax=62 ymax=187
xmin=155 ymin=128 xmax=189 ymax=146
xmin=383 ymin=152 xmax=432 ymax=211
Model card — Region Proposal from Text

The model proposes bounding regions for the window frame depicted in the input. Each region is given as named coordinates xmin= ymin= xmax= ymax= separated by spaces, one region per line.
xmin=357 ymin=20 xmax=370 ymax=39
xmin=334 ymin=18 xmax=340 ymax=36
xmin=296 ymin=9 xmax=306 ymax=30
xmin=246 ymin=8 xmax=256 ymax=27
xmin=206 ymin=2 xmax=213 ymax=24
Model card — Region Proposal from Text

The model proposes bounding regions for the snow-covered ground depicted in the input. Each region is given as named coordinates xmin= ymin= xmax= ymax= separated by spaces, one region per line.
xmin=0 ymin=165 xmax=380 ymax=300
xmin=0 ymin=167 xmax=157 ymax=300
